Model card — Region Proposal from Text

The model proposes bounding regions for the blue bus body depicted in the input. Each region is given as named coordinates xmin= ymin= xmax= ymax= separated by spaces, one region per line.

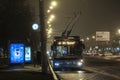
xmin=51 ymin=36 xmax=85 ymax=70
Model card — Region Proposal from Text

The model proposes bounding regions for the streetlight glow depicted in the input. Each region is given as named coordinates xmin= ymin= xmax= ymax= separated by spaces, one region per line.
xmin=48 ymin=24 xmax=51 ymax=27
xmin=92 ymin=36 xmax=95 ymax=39
xmin=47 ymin=9 xmax=51 ymax=13
xmin=118 ymin=29 xmax=120 ymax=34
xmin=49 ymin=18 xmax=52 ymax=21
xmin=50 ymin=14 xmax=55 ymax=19
xmin=51 ymin=1 xmax=57 ymax=7
xmin=47 ymin=14 xmax=55 ymax=23
xmin=47 ymin=21 xmax=50 ymax=24
xmin=47 ymin=28 xmax=52 ymax=34
xmin=86 ymin=37 xmax=90 ymax=40
xmin=48 ymin=34 xmax=51 ymax=38
xmin=49 ymin=6 xmax=53 ymax=10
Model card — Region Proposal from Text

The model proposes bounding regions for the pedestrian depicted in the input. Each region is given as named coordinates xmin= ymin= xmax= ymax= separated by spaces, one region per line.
xmin=33 ymin=51 xmax=37 ymax=67
xmin=36 ymin=51 xmax=41 ymax=66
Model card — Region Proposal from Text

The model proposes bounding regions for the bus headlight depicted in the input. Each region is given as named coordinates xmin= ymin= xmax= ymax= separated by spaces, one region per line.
xmin=54 ymin=62 xmax=59 ymax=66
xmin=77 ymin=62 xmax=83 ymax=66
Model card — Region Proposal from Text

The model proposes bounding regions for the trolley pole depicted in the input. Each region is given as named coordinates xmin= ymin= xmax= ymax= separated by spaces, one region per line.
xmin=39 ymin=0 xmax=48 ymax=73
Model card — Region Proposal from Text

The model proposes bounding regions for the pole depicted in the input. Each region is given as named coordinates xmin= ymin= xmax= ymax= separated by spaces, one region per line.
xmin=39 ymin=0 xmax=48 ymax=73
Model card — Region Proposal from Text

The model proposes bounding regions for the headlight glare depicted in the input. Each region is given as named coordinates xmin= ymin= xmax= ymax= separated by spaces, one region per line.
xmin=77 ymin=62 xmax=83 ymax=66
xmin=54 ymin=62 xmax=59 ymax=66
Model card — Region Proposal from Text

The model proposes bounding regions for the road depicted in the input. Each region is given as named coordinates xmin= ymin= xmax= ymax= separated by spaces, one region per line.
xmin=56 ymin=56 xmax=120 ymax=80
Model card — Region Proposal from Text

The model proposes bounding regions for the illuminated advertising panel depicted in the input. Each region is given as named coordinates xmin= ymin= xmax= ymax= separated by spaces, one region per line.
xmin=25 ymin=47 xmax=31 ymax=62
xmin=10 ymin=43 xmax=24 ymax=64
xmin=96 ymin=31 xmax=110 ymax=41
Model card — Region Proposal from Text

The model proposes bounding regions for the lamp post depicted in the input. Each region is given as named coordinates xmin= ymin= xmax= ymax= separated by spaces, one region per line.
xmin=39 ymin=0 xmax=48 ymax=73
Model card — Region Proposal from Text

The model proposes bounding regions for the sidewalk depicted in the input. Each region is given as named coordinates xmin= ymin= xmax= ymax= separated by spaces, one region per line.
xmin=0 ymin=64 xmax=55 ymax=80
xmin=24 ymin=65 xmax=42 ymax=72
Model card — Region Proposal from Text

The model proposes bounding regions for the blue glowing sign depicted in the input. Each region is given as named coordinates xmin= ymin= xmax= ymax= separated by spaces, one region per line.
xmin=10 ymin=43 xmax=24 ymax=64
xmin=25 ymin=47 xmax=31 ymax=62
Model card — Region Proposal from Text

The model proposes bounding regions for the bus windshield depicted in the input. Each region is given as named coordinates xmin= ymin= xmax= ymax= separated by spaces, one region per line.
xmin=53 ymin=44 xmax=83 ymax=58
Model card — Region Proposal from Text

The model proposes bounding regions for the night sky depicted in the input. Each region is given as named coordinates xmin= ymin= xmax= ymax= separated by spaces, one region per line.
xmin=0 ymin=0 xmax=33 ymax=49
xmin=51 ymin=0 xmax=120 ymax=37
xmin=0 ymin=0 xmax=120 ymax=49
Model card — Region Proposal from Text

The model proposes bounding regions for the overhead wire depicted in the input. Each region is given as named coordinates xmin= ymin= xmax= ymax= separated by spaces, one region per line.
xmin=67 ymin=11 xmax=81 ymax=36
xmin=61 ymin=14 xmax=76 ymax=36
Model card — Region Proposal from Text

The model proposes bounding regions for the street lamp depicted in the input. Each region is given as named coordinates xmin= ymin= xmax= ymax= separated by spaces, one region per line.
xmin=47 ymin=1 xmax=57 ymax=13
xmin=47 ymin=28 xmax=52 ymax=34
xmin=32 ymin=23 xmax=39 ymax=30
xmin=92 ymin=36 xmax=95 ymax=39
xmin=48 ymin=24 xmax=51 ymax=27
xmin=47 ymin=14 xmax=55 ymax=24
xmin=51 ymin=1 xmax=57 ymax=7
xmin=49 ymin=6 xmax=53 ymax=10
xmin=86 ymin=37 xmax=90 ymax=40
xmin=47 ymin=21 xmax=50 ymax=24
xmin=47 ymin=9 xmax=51 ymax=13
xmin=49 ymin=1 xmax=57 ymax=10
xmin=50 ymin=14 xmax=55 ymax=19
xmin=118 ymin=29 xmax=120 ymax=34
